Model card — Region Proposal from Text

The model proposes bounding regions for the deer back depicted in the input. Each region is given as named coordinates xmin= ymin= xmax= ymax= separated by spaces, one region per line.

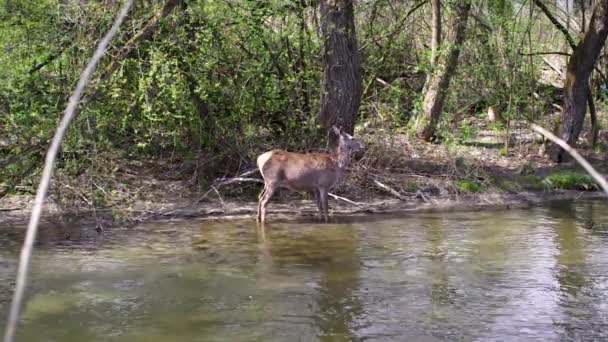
xmin=257 ymin=150 xmax=342 ymax=190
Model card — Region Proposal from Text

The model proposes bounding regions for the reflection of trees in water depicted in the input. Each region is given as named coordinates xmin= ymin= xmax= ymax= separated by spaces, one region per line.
xmin=424 ymin=217 xmax=455 ymax=306
xmin=547 ymin=201 xmax=588 ymax=298
xmin=263 ymin=225 xmax=363 ymax=341
xmin=546 ymin=201 xmax=595 ymax=340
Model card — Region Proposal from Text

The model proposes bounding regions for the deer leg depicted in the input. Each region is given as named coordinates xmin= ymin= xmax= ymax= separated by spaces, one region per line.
xmin=257 ymin=186 xmax=267 ymax=222
xmin=318 ymin=188 xmax=329 ymax=222
xmin=259 ymin=185 xmax=276 ymax=224
xmin=312 ymin=189 xmax=323 ymax=219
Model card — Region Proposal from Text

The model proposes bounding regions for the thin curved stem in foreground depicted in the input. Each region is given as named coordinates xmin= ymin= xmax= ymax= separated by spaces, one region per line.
xmin=3 ymin=1 xmax=134 ymax=341
xmin=532 ymin=124 xmax=608 ymax=196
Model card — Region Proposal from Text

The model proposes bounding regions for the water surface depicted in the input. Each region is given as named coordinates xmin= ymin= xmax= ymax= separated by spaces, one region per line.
xmin=1 ymin=200 xmax=608 ymax=341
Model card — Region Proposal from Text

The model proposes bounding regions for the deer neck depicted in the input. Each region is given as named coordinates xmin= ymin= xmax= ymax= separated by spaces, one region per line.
xmin=332 ymin=144 xmax=351 ymax=169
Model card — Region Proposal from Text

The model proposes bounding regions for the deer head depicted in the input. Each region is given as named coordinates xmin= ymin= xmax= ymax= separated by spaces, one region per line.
xmin=331 ymin=125 xmax=365 ymax=168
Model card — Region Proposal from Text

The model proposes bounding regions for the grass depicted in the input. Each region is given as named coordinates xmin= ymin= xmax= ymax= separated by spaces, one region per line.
xmin=542 ymin=171 xmax=597 ymax=190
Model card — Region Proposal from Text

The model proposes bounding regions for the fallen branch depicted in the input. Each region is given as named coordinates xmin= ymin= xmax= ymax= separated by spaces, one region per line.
xmin=198 ymin=176 xmax=263 ymax=202
xmin=531 ymin=124 xmax=608 ymax=196
xmin=542 ymin=57 xmax=564 ymax=79
xmin=213 ymin=168 xmax=259 ymax=182
xmin=372 ymin=178 xmax=407 ymax=201
xmin=328 ymin=193 xmax=361 ymax=206
xmin=3 ymin=2 xmax=134 ymax=342
xmin=200 ymin=170 xmax=361 ymax=207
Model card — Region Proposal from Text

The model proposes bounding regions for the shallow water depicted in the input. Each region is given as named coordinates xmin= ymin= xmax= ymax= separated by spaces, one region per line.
xmin=1 ymin=199 xmax=608 ymax=341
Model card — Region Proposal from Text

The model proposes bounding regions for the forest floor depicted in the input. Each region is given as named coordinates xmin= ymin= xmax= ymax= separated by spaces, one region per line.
xmin=1 ymin=118 xmax=607 ymax=227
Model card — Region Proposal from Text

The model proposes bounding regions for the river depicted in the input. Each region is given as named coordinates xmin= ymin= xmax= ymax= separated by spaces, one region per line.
xmin=1 ymin=199 xmax=607 ymax=341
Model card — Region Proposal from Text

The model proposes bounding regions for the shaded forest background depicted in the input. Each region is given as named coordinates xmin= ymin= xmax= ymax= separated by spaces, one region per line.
xmin=1 ymin=0 xmax=608 ymax=212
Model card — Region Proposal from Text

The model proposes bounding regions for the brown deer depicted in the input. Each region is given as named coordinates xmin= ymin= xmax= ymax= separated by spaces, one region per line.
xmin=256 ymin=126 xmax=364 ymax=223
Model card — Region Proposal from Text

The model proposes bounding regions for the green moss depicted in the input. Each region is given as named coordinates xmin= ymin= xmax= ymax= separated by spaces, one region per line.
xmin=542 ymin=171 xmax=597 ymax=190
xmin=453 ymin=179 xmax=481 ymax=193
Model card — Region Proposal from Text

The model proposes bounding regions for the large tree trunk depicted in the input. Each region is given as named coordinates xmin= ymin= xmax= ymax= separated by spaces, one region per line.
xmin=317 ymin=0 xmax=362 ymax=139
xmin=415 ymin=0 xmax=470 ymax=142
xmin=430 ymin=0 xmax=442 ymax=68
xmin=554 ymin=1 xmax=608 ymax=162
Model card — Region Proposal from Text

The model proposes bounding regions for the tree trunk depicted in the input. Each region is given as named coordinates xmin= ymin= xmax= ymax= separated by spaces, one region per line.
xmin=554 ymin=1 xmax=608 ymax=162
xmin=317 ymin=0 xmax=362 ymax=139
xmin=430 ymin=0 xmax=442 ymax=68
xmin=415 ymin=0 xmax=471 ymax=141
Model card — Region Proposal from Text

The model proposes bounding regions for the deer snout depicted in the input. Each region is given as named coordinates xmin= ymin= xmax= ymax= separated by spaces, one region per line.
xmin=355 ymin=141 xmax=366 ymax=151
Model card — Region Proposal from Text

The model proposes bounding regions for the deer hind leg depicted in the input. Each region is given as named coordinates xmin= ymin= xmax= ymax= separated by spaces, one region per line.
xmin=256 ymin=186 xmax=267 ymax=223
xmin=312 ymin=189 xmax=323 ymax=219
xmin=318 ymin=188 xmax=329 ymax=222
xmin=259 ymin=185 xmax=276 ymax=224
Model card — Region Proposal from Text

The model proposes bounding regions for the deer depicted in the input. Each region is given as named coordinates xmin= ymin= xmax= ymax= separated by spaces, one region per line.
xmin=256 ymin=126 xmax=365 ymax=223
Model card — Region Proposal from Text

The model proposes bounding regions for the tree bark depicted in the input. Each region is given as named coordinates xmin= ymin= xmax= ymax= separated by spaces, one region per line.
xmin=430 ymin=0 xmax=442 ymax=68
xmin=415 ymin=0 xmax=470 ymax=141
xmin=554 ymin=1 xmax=608 ymax=162
xmin=317 ymin=0 xmax=362 ymax=139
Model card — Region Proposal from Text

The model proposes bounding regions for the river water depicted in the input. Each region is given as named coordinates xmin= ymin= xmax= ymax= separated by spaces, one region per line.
xmin=1 ymin=199 xmax=608 ymax=341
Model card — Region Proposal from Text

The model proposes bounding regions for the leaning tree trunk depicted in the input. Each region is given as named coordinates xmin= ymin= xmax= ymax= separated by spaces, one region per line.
xmin=430 ymin=0 xmax=442 ymax=68
xmin=415 ymin=0 xmax=470 ymax=142
xmin=554 ymin=1 xmax=608 ymax=162
xmin=317 ymin=0 xmax=362 ymax=140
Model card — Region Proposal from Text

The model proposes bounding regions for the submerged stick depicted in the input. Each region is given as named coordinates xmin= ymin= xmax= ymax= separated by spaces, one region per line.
xmin=531 ymin=124 xmax=608 ymax=196
xmin=3 ymin=2 xmax=134 ymax=341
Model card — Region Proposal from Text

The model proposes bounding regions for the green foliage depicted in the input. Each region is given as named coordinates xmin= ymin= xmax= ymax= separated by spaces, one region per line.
xmin=453 ymin=179 xmax=481 ymax=193
xmin=0 ymin=0 xmax=604 ymax=201
xmin=542 ymin=172 xmax=598 ymax=190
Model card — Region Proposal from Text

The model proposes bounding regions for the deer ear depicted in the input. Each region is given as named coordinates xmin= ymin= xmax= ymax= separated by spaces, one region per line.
xmin=331 ymin=125 xmax=341 ymax=135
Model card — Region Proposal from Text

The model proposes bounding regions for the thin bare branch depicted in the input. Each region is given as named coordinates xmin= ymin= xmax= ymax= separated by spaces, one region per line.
xmin=532 ymin=0 xmax=577 ymax=50
xmin=372 ymin=178 xmax=407 ymax=201
xmin=531 ymin=124 xmax=608 ymax=196
xmin=3 ymin=2 xmax=134 ymax=341
xmin=328 ymin=193 xmax=361 ymax=206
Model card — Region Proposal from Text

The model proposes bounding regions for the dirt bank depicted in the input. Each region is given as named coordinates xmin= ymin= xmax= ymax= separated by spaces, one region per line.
xmin=1 ymin=121 xmax=607 ymax=227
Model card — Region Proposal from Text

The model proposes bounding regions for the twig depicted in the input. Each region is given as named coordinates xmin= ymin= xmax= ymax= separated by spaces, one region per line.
xmin=328 ymin=193 xmax=361 ymax=206
xmin=211 ymin=186 xmax=225 ymax=207
xmin=214 ymin=168 xmax=259 ymax=182
xmin=542 ymin=57 xmax=565 ymax=78
xmin=531 ymin=124 xmax=608 ymax=196
xmin=521 ymin=51 xmax=570 ymax=56
xmin=415 ymin=190 xmax=430 ymax=203
xmin=371 ymin=178 xmax=407 ymax=201
xmin=0 ymin=208 xmax=19 ymax=212
xmin=532 ymin=0 xmax=577 ymax=50
xmin=3 ymin=2 xmax=134 ymax=342
xmin=359 ymin=0 xmax=428 ymax=51
xmin=198 ymin=177 xmax=263 ymax=202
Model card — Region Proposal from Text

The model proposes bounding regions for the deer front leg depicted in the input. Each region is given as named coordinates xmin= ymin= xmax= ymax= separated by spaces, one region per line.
xmin=312 ymin=189 xmax=323 ymax=220
xmin=318 ymin=188 xmax=329 ymax=222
